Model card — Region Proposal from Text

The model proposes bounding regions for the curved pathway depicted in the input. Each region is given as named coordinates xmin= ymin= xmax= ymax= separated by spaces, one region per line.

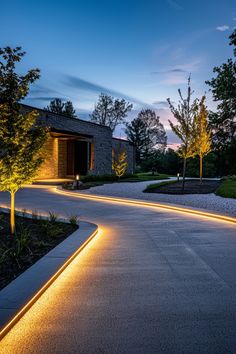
xmin=0 ymin=187 xmax=236 ymax=353
xmin=78 ymin=179 xmax=236 ymax=216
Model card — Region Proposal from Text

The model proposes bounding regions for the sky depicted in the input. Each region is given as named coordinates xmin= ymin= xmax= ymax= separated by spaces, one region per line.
xmin=1 ymin=0 xmax=235 ymax=146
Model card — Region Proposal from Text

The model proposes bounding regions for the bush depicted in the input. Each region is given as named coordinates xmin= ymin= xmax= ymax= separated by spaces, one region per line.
xmin=68 ymin=214 xmax=79 ymax=226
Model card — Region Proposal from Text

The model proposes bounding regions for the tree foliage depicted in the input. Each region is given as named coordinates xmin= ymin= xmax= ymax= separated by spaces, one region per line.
xmin=45 ymin=98 xmax=77 ymax=118
xmin=167 ymin=78 xmax=196 ymax=188
xmin=125 ymin=109 xmax=167 ymax=166
xmin=112 ymin=150 xmax=128 ymax=178
xmin=0 ymin=46 xmax=48 ymax=234
xmin=192 ymin=96 xmax=212 ymax=183
xmin=90 ymin=93 xmax=133 ymax=132
xmin=125 ymin=116 xmax=148 ymax=165
xmin=206 ymin=30 xmax=236 ymax=148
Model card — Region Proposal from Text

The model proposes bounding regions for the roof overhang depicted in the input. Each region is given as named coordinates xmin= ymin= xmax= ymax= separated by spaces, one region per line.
xmin=50 ymin=129 xmax=93 ymax=142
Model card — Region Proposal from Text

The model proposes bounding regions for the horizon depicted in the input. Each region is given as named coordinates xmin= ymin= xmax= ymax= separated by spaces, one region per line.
xmin=1 ymin=0 xmax=235 ymax=146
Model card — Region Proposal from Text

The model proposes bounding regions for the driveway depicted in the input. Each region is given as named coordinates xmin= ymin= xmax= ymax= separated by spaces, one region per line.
xmin=0 ymin=187 xmax=236 ymax=353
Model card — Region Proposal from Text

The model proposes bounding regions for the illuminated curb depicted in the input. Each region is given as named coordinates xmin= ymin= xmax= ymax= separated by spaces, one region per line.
xmin=54 ymin=187 xmax=236 ymax=225
xmin=0 ymin=223 xmax=98 ymax=341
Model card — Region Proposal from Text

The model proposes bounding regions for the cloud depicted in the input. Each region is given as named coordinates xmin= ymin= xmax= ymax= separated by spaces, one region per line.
xmin=25 ymin=96 xmax=67 ymax=102
xmin=216 ymin=25 xmax=230 ymax=31
xmin=62 ymin=74 xmax=147 ymax=106
xmin=152 ymin=100 xmax=174 ymax=107
xmin=151 ymin=68 xmax=187 ymax=74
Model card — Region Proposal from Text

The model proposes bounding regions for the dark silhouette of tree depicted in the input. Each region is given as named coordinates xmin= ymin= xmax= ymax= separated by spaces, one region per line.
xmin=125 ymin=117 xmax=147 ymax=164
xmin=45 ymin=98 xmax=77 ymax=117
xmin=126 ymin=109 xmax=167 ymax=165
xmin=90 ymin=93 xmax=133 ymax=132
xmin=64 ymin=101 xmax=76 ymax=117
xmin=206 ymin=29 xmax=236 ymax=148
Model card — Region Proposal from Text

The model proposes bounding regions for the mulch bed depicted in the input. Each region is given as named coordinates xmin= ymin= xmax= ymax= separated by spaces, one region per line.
xmin=0 ymin=212 xmax=78 ymax=290
xmin=149 ymin=179 xmax=221 ymax=194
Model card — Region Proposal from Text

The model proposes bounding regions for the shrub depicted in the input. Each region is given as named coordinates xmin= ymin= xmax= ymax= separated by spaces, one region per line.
xmin=48 ymin=211 xmax=58 ymax=223
xmin=68 ymin=214 xmax=79 ymax=226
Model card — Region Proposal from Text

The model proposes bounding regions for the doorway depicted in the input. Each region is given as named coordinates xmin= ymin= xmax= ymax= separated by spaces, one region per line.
xmin=67 ymin=140 xmax=88 ymax=176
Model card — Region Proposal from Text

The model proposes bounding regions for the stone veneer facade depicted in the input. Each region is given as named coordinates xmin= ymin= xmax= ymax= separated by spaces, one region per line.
xmin=21 ymin=105 xmax=135 ymax=179
xmin=112 ymin=138 xmax=135 ymax=175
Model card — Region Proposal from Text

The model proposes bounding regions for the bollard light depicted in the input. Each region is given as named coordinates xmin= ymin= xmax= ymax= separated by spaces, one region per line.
xmin=177 ymin=173 xmax=180 ymax=181
xmin=76 ymin=174 xmax=80 ymax=189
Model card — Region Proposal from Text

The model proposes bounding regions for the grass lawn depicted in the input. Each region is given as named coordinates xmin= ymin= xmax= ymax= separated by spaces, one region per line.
xmin=120 ymin=172 xmax=170 ymax=182
xmin=0 ymin=212 xmax=78 ymax=290
xmin=216 ymin=179 xmax=236 ymax=199
xmin=63 ymin=173 xmax=170 ymax=190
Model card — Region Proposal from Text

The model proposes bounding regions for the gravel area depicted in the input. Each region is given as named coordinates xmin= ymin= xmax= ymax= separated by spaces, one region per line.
xmin=79 ymin=178 xmax=236 ymax=217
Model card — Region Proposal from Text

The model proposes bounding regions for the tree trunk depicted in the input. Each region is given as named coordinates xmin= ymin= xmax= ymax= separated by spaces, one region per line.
xmin=10 ymin=191 xmax=15 ymax=235
xmin=182 ymin=158 xmax=186 ymax=193
xmin=200 ymin=155 xmax=203 ymax=184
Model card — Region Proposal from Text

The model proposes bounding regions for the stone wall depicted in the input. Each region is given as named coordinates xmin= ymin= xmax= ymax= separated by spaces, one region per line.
xmin=58 ymin=140 xmax=67 ymax=178
xmin=112 ymin=138 xmax=135 ymax=174
xmin=36 ymin=136 xmax=58 ymax=179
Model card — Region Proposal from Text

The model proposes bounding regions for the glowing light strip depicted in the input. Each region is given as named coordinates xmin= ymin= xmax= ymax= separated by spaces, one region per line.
xmin=0 ymin=228 xmax=98 ymax=340
xmin=54 ymin=188 xmax=236 ymax=225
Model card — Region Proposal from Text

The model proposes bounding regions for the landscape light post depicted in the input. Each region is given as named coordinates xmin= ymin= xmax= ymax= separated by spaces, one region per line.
xmin=177 ymin=173 xmax=180 ymax=182
xmin=76 ymin=174 xmax=80 ymax=189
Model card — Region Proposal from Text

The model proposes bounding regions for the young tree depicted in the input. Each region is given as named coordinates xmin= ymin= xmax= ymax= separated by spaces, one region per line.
xmin=112 ymin=150 xmax=128 ymax=178
xmin=90 ymin=93 xmax=133 ymax=132
xmin=192 ymin=96 xmax=212 ymax=184
xmin=167 ymin=78 xmax=196 ymax=191
xmin=0 ymin=47 xmax=48 ymax=234
xmin=45 ymin=98 xmax=77 ymax=117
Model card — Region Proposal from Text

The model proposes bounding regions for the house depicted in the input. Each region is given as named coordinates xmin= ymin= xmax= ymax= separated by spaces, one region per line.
xmin=22 ymin=105 xmax=135 ymax=180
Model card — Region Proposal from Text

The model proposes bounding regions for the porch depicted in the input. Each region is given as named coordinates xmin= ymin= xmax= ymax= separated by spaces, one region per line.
xmin=35 ymin=131 xmax=95 ymax=180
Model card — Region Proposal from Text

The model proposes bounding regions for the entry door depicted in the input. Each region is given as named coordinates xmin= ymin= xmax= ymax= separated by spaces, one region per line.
xmin=74 ymin=141 xmax=88 ymax=175
xmin=67 ymin=140 xmax=88 ymax=176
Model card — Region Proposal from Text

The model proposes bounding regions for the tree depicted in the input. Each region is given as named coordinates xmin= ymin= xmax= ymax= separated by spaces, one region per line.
xmin=90 ymin=93 xmax=133 ymax=132
xmin=206 ymin=30 xmax=236 ymax=149
xmin=0 ymin=47 xmax=48 ymax=234
xmin=125 ymin=109 xmax=167 ymax=166
xmin=192 ymin=96 xmax=212 ymax=183
xmin=137 ymin=109 xmax=167 ymax=156
xmin=45 ymin=98 xmax=77 ymax=118
xmin=112 ymin=150 xmax=128 ymax=178
xmin=64 ymin=101 xmax=76 ymax=117
xmin=167 ymin=78 xmax=197 ymax=191
xmin=125 ymin=117 xmax=147 ymax=165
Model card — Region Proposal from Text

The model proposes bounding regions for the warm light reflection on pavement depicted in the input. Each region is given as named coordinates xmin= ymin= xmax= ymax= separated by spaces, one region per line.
xmin=0 ymin=227 xmax=104 ymax=350
xmin=53 ymin=187 xmax=236 ymax=226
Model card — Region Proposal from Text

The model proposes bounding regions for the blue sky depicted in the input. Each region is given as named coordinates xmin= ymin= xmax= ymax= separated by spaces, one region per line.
xmin=1 ymin=0 xmax=235 ymax=145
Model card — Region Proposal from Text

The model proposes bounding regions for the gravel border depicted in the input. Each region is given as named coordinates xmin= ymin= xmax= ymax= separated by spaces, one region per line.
xmin=77 ymin=179 xmax=236 ymax=217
